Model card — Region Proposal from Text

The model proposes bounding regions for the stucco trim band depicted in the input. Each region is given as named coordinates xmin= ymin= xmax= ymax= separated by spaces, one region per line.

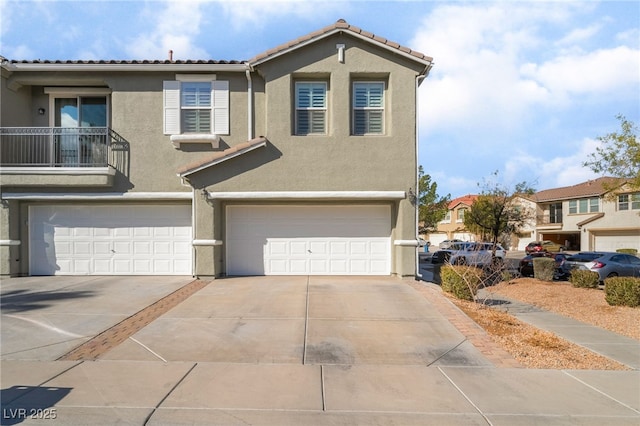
xmin=1 ymin=192 xmax=193 ymax=200
xmin=0 ymin=240 xmax=20 ymax=246
xmin=394 ymin=239 xmax=421 ymax=247
xmin=205 ymin=191 xmax=406 ymax=200
xmin=192 ymin=239 xmax=223 ymax=246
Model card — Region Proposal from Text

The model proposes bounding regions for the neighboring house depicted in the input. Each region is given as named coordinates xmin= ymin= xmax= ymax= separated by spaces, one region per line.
xmin=0 ymin=20 xmax=433 ymax=277
xmin=533 ymin=177 xmax=640 ymax=252
xmin=427 ymin=194 xmax=479 ymax=246
xmin=510 ymin=195 xmax=538 ymax=251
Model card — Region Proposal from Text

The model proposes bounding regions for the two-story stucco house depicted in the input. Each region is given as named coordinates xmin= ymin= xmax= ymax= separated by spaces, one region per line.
xmin=427 ymin=194 xmax=479 ymax=246
xmin=0 ymin=20 xmax=433 ymax=278
xmin=533 ymin=177 xmax=640 ymax=252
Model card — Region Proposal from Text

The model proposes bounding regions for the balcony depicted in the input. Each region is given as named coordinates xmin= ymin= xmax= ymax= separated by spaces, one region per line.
xmin=536 ymin=214 xmax=563 ymax=229
xmin=0 ymin=127 xmax=125 ymax=187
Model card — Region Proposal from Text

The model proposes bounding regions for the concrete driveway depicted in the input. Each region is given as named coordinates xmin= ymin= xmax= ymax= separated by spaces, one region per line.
xmin=0 ymin=276 xmax=193 ymax=361
xmin=1 ymin=275 xmax=489 ymax=366
xmin=100 ymin=275 xmax=491 ymax=366
xmin=2 ymin=275 xmax=639 ymax=425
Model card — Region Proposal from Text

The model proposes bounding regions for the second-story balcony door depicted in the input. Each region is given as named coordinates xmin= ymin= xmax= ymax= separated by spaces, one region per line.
xmin=54 ymin=96 xmax=107 ymax=165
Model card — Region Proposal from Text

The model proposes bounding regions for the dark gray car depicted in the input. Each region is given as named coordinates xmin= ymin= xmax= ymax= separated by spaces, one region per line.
xmin=582 ymin=252 xmax=640 ymax=282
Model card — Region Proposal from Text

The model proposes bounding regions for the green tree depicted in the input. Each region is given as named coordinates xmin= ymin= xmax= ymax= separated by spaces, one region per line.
xmin=464 ymin=172 xmax=535 ymax=252
xmin=418 ymin=166 xmax=450 ymax=233
xmin=583 ymin=114 xmax=640 ymax=190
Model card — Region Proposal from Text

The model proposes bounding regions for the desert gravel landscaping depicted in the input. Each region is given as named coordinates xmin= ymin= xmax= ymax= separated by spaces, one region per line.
xmin=445 ymin=278 xmax=639 ymax=370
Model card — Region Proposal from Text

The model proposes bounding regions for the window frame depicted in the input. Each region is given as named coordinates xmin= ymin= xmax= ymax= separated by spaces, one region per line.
xmin=457 ymin=208 xmax=467 ymax=223
xmin=352 ymin=81 xmax=385 ymax=135
xmin=619 ymin=193 xmax=640 ymax=210
xmin=569 ymin=197 xmax=600 ymax=214
xmin=181 ymin=81 xmax=212 ymax=134
xmin=163 ymin=76 xmax=229 ymax=136
xmin=294 ymin=81 xmax=327 ymax=135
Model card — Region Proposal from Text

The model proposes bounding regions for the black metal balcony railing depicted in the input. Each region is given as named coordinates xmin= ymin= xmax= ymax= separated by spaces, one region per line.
xmin=0 ymin=127 xmax=112 ymax=167
xmin=536 ymin=214 xmax=563 ymax=225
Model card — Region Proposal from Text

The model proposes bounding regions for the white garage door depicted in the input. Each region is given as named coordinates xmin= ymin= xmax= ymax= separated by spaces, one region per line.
xmin=593 ymin=230 xmax=640 ymax=252
xmin=29 ymin=204 xmax=192 ymax=275
xmin=226 ymin=205 xmax=391 ymax=276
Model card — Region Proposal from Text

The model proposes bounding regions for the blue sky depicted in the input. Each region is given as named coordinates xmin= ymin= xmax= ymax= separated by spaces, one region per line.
xmin=1 ymin=0 xmax=638 ymax=197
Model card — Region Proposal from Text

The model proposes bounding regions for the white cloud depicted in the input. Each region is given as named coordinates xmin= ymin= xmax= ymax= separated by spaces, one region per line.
xmin=557 ymin=23 xmax=602 ymax=46
xmin=125 ymin=0 xmax=210 ymax=59
xmin=412 ymin=2 xmax=639 ymax=137
xmin=504 ymin=137 xmax=601 ymax=191
xmin=216 ymin=0 xmax=342 ymax=30
xmin=522 ymin=46 xmax=640 ymax=96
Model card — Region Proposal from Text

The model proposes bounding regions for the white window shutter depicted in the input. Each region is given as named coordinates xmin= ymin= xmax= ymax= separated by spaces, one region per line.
xmin=163 ymin=81 xmax=181 ymax=135
xmin=211 ymin=80 xmax=229 ymax=135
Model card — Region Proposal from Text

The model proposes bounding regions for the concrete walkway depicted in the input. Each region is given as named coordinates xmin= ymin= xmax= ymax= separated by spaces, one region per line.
xmin=477 ymin=288 xmax=640 ymax=370
xmin=1 ymin=276 xmax=639 ymax=425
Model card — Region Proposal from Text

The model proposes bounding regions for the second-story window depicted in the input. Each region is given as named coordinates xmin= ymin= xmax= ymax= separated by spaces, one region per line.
xmin=181 ymin=82 xmax=211 ymax=133
xmin=295 ymin=82 xmax=327 ymax=135
xmin=618 ymin=193 xmax=640 ymax=210
xmin=569 ymin=197 xmax=599 ymax=214
xmin=441 ymin=211 xmax=451 ymax=223
xmin=163 ymin=78 xmax=229 ymax=136
xmin=457 ymin=208 xmax=467 ymax=223
xmin=353 ymin=82 xmax=384 ymax=135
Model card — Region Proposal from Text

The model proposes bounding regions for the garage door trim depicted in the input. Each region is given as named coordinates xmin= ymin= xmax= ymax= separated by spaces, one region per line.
xmin=225 ymin=204 xmax=392 ymax=276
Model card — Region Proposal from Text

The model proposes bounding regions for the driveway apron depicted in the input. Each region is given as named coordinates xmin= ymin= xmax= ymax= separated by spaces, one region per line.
xmin=101 ymin=276 xmax=492 ymax=366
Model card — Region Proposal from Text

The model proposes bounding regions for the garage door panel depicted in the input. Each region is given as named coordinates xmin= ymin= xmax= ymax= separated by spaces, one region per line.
xmin=594 ymin=232 xmax=640 ymax=252
xmin=30 ymin=204 xmax=192 ymax=276
xmin=226 ymin=205 xmax=391 ymax=276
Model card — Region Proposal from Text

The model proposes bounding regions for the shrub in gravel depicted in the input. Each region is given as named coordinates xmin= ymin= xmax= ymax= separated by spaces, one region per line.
xmin=533 ymin=257 xmax=555 ymax=282
xmin=605 ymin=277 xmax=640 ymax=307
xmin=569 ymin=270 xmax=599 ymax=288
xmin=441 ymin=264 xmax=482 ymax=301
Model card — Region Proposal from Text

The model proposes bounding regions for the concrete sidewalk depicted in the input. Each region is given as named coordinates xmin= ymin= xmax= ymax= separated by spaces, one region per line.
xmin=477 ymin=288 xmax=640 ymax=370
xmin=1 ymin=276 xmax=639 ymax=425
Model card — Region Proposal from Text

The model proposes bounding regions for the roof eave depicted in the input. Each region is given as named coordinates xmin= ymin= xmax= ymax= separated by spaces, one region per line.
xmin=177 ymin=139 xmax=267 ymax=178
xmin=249 ymin=28 xmax=433 ymax=69
xmin=1 ymin=62 xmax=250 ymax=72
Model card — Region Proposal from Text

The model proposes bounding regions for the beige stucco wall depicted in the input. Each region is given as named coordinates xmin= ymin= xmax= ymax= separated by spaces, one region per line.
xmin=187 ymin=34 xmax=423 ymax=276
xmin=1 ymin=32 xmax=424 ymax=277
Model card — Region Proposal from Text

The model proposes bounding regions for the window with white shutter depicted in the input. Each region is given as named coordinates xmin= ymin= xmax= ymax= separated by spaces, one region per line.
xmin=352 ymin=82 xmax=384 ymax=135
xmin=163 ymin=79 xmax=229 ymax=136
xmin=295 ymin=82 xmax=327 ymax=135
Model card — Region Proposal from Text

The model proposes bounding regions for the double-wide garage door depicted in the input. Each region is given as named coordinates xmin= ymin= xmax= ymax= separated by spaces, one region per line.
xmin=226 ymin=205 xmax=391 ymax=276
xmin=593 ymin=230 xmax=640 ymax=252
xmin=29 ymin=204 xmax=192 ymax=275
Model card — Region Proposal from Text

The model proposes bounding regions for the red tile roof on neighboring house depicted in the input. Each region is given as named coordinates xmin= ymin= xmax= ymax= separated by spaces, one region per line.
xmin=249 ymin=19 xmax=433 ymax=66
xmin=533 ymin=177 xmax=624 ymax=202
xmin=177 ymin=137 xmax=267 ymax=177
xmin=449 ymin=194 xmax=478 ymax=209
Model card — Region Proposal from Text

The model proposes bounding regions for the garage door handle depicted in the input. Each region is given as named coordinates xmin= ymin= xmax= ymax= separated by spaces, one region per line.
xmin=308 ymin=250 xmax=312 ymax=253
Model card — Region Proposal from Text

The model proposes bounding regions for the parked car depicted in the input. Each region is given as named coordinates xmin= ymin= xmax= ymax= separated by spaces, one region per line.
xmin=431 ymin=242 xmax=474 ymax=264
xmin=560 ymin=252 xmax=607 ymax=277
xmin=439 ymin=239 xmax=463 ymax=249
xmin=448 ymin=242 xmax=507 ymax=267
xmin=525 ymin=240 xmax=566 ymax=254
xmin=581 ymin=253 xmax=640 ymax=283
xmin=519 ymin=252 xmax=553 ymax=277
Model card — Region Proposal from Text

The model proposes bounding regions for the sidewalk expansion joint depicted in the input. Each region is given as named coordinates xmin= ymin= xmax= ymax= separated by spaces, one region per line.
xmin=57 ymin=279 xmax=210 ymax=361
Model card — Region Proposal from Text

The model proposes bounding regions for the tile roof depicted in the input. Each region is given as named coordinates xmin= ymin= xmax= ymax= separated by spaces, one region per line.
xmin=249 ymin=19 xmax=433 ymax=66
xmin=177 ymin=137 xmax=267 ymax=177
xmin=3 ymin=59 xmax=244 ymax=65
xmin=533 ymin=177 xmax=623 ymax=202
xmin=449 ymin=194 xmax=478 ymax=209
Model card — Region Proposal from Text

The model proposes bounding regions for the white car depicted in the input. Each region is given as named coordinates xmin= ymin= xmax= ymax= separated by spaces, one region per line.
xmin=448 ymin=242 xmax=506 ymax=267
xmin=439 ymin=239 xmax=462 ymax=249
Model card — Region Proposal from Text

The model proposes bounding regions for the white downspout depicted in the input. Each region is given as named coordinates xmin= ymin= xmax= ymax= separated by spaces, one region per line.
xmin=415 ymin=68 xmax=431 ymax=280
xmin=245 ymin=67 xmax=253 ymax=140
